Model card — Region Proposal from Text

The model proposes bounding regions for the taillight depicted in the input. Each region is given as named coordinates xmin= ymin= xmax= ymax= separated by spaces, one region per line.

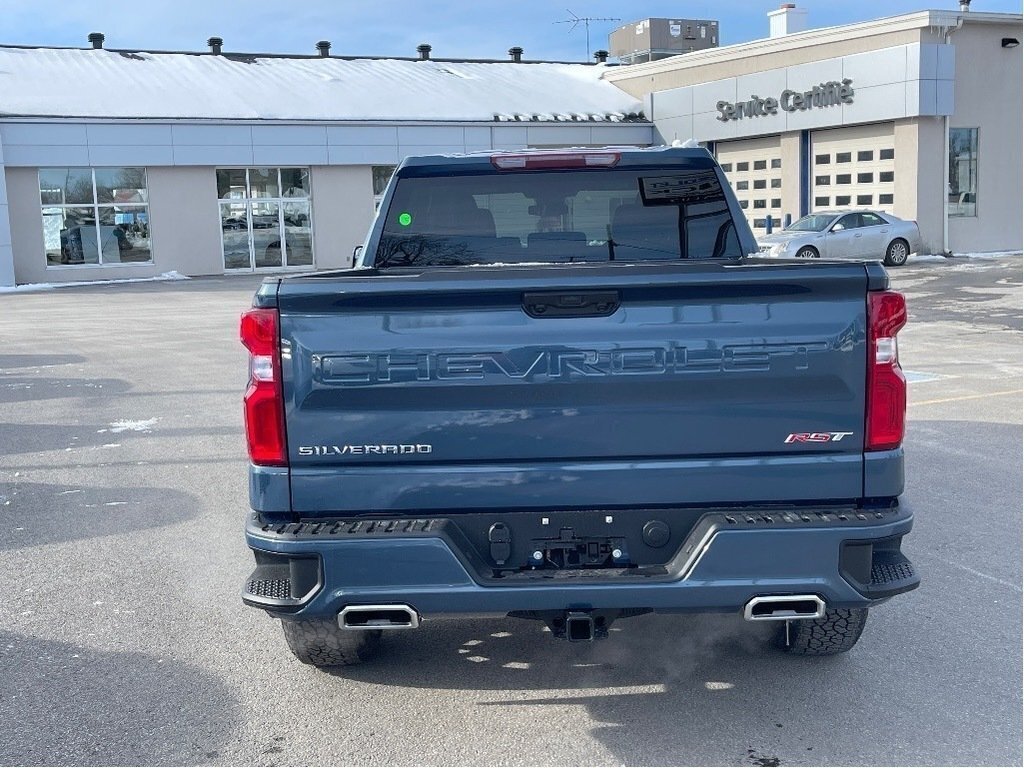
xmin=866 ymin=291 xmax=907 ymax=451
xmin=240 ymin=308 xmax=287 ymax=466
xmin=490 ymin=151 xmax=620 ymax=170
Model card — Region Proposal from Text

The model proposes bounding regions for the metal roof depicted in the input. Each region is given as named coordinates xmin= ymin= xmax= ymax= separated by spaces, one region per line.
xmin=0 ymin=46 xmax=646 ymax=123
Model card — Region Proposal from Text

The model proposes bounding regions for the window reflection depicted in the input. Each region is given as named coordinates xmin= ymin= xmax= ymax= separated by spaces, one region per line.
xmin=219 ymin=168 xmax=314 ymax=270
xmin=39 ymin=168 xmax=151 ymax=267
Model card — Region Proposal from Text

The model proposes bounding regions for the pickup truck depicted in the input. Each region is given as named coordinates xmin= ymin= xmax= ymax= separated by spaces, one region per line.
xmin=240 ymin=147 xmax=919 ymax=668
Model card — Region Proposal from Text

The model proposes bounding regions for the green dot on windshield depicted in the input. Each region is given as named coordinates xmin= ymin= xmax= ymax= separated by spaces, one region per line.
xmin=398 ymin=212 xmax=412 ymax=227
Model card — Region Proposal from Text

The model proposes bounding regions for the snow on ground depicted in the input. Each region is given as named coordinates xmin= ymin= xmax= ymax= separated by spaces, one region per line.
xmin=0 ymin=271 xmax=188 ymax=294
xmin=99 ymin=418 xmax=160 ymax=434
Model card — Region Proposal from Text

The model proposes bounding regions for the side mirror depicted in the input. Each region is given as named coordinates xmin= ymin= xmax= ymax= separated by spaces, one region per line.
xmin=352 ymin=244 xmax=364 ymax=262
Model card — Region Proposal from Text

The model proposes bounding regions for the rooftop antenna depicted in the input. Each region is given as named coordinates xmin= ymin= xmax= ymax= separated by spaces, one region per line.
xmin=555 ymin=9 xmax=621 ymax=60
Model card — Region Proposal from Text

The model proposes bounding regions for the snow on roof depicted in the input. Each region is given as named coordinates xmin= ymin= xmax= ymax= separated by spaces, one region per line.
xmin=0 ymin=47 xmax=645 ymax=123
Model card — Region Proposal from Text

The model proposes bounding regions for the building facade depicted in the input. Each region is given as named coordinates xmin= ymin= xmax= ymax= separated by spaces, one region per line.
xmin=0 ymin=46 xmax=651 ymax=286
xmin=605 ymin=9 xmax=1023 ymax=254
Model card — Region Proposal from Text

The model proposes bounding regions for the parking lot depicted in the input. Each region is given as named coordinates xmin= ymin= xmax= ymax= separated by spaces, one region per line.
xmin=1 ymin=255 xmax=1021 ymax=767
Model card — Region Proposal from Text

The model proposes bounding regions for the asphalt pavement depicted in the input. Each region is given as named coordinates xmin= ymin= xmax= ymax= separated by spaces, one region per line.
xmin=1 ymin=255 xmax=1021 ymax=767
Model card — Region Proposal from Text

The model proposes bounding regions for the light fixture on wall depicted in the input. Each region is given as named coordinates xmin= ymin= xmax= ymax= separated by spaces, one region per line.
xmin=1002 ymin=37 xmax=1020 ymax=48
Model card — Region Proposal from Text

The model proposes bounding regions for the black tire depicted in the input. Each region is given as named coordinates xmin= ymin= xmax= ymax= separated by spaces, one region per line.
xmin=776 ymin=608 xmax=869 ymax=656
xmin=795 ymin=246 xmax=819 ymax=259
xmin=281 ymin=619 xmax=382 ymax=667
xmin=884 ymin=238 xmax=910 ymax=267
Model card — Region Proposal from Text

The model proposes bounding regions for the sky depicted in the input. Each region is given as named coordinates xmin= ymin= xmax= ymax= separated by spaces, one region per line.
xmin=0 ymin=0 xmax=1020 ymax=61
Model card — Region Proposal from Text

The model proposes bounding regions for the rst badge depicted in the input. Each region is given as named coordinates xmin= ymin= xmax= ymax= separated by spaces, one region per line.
xmin=785 ymin=432 xmax=855 ymax=444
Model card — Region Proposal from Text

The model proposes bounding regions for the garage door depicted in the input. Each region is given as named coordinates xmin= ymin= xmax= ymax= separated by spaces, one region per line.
xmin=715 ymin=136 xmax=784 ymax=234
xmin=811 ymin=124 xmax=896 ymax=215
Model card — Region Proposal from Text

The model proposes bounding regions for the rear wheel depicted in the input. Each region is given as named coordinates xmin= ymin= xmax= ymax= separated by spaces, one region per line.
xmin=776 ymin=608 xmax=869 ymax=655
xmin=795 ymin=246 xmax=819 ymax=259
xmin=281 ymin=618 xmax=382 ymax=667
xmin=884 ymin=238 xmax=910 ymax=267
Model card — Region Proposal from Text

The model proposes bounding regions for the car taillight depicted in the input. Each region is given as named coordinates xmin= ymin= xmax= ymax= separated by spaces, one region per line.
xmin=490 ymin=152 xmax=620 ymax=170
xmin=240 ymin=308 xmax=287 ymax=466
xmin=866 ymin=291 xmax=907 ymax=451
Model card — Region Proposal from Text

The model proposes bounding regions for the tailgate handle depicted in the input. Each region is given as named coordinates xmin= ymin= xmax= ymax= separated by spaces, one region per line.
xmin=522 ymin=291 xmax=620 ymax=318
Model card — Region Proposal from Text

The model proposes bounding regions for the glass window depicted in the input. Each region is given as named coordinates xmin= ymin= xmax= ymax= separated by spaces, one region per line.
xmin=739 ymin=200 xmax=749 ymax=209
xmin=374 ymin=167 xmax=745 ymax=267
xmin=753 ymin=160 xmax=767 ymax=171
xmin=248 ymin=168 xmax=280 ymax=198
xmin=815 ymin=154 xmax=830 ymax=165
xmin=736 ymin=181 xmax=749 ymax=190
xmin=217 ymin=169 xmax=248 ymax=200
xmin=949 ymin=128 xmax=978 ymax=217
xmin=815 ymin=176 xmax=830 ymax=186
xmin=880 ymin=148 xmax=895 ymax=160
xmin=770 ymin=178 xmax=782 ymax=189
xmin=719 ymin=162 xmax=733 ymax=172
xmin=856 ymin=194 xmax=873 ymax=205
xmin=879 ymin=193 xmax=894 ymax=205
xmin=880 ymin=171 xmax=894 ymax=183
xmin=39 ymin=168 xmax=151 ymax=267
xmin=753 ymin=199 xmax=767 ymax=209
xmin=218 ymin=168 xmax=314 ymax=270
xmin=753 ymin=218 xmax=766 ymax=229
xmin=736 ymin=161 xmax=750 ymax=171
xmin=814 ymin=196 xmax=830 ymax=207
xmin=836 ymin=152 xmax=852 ymax=163
xmin=771 ymin=198 xmax=781 ymax=208
xmin=861 ymin=213 xmax=886 ymax=226
xmin=857 ymin=150 xmax=874 ymax=162
xmin=857 ymin=173 xmax=874 ymax=183
xmin=39 ymin=168 xmax=93 ymax=205
xmin=771 ymin=158 xmax=782 ymax=169
xmin=835 ymin=195 xmax=852 ymax=206
xmin=833 ymin=213 xmax=860 ymax=231
xmin=280 ymin=168 xmax=311 ymax=198
xmin=373 ymin=165 xmax=397 ymax=209
xmin=836 ymin=174 xmax=852 ymax=185
xmin=753 ymin=179 xmax=766 ymax=190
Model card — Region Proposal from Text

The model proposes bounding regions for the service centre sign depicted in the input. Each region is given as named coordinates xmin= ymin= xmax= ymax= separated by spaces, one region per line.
xmin=715 ymin=79 xmax=854 ymax=121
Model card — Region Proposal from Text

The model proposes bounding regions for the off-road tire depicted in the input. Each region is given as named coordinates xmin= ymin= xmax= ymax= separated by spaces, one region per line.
xmin=776 ymin=608 xmax=869 ymax=656
xmin=281 ymin=619 xmax=382 ymax=667
xmin=795 ymin=246 xmax=819 ymax=259
xmin=884 ymin=238 xmax=910 ymax=267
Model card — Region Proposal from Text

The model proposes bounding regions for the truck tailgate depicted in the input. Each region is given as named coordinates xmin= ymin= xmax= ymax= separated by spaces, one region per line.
xmin=277 ymin=261 xmax=869 ymax=514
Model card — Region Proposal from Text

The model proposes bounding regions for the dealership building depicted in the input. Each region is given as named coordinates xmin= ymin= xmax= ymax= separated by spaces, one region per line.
xmin=607 ymin=7 xmax=1023 ymax=255
xmin=0 ymin=7 xmax=1020 ymax=286
xmin=0 ymin=44 xmax=650 ymax=287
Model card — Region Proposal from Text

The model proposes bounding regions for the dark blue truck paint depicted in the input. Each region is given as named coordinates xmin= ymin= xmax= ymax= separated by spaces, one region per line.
xmin=242 ymin=147 xmax=918 ymax=661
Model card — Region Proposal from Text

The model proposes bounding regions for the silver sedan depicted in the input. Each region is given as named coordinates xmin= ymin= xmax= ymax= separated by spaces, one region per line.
xmin=756 ymin=210 xmax=923 ymax=266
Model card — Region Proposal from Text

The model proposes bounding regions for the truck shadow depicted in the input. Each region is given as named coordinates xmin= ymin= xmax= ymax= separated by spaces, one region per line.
xmin=338 ymin=613 xmax=832 ymax=765
xmin=0 ymin=482 xmax=202 ymax=551
xmin=0 ymin=631 xmax=241 ymax=766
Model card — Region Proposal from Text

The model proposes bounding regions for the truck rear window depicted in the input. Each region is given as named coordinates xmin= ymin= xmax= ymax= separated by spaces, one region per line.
xmin=374 ymin=168 xmax=743 ymax=268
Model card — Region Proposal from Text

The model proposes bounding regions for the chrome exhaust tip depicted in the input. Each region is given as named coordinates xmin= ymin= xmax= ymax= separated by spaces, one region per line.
xmin=338 ymin=604 xmax=420 ymax=630
xmin=743 ymin=595 xmax=826 ymax=622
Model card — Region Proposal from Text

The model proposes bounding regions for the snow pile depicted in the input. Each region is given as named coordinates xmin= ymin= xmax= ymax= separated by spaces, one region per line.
xmin=0 ymin=48 xmax=643 ymax=122
xmin=0 ymin=271 xmax=189 ymax=294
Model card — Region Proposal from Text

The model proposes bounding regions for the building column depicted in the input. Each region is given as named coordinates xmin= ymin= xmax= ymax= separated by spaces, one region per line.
xmin=779 ymin=132 xmax=804 ymax=224
xmin=0 ymin=134 xmax=15 ymax=287
xmin=894 ymin=117 xmax=945 ymax=255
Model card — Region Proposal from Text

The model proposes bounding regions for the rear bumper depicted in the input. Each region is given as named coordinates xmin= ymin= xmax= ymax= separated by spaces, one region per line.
xmin=243 ymin=505 xmax=918 ymax=619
